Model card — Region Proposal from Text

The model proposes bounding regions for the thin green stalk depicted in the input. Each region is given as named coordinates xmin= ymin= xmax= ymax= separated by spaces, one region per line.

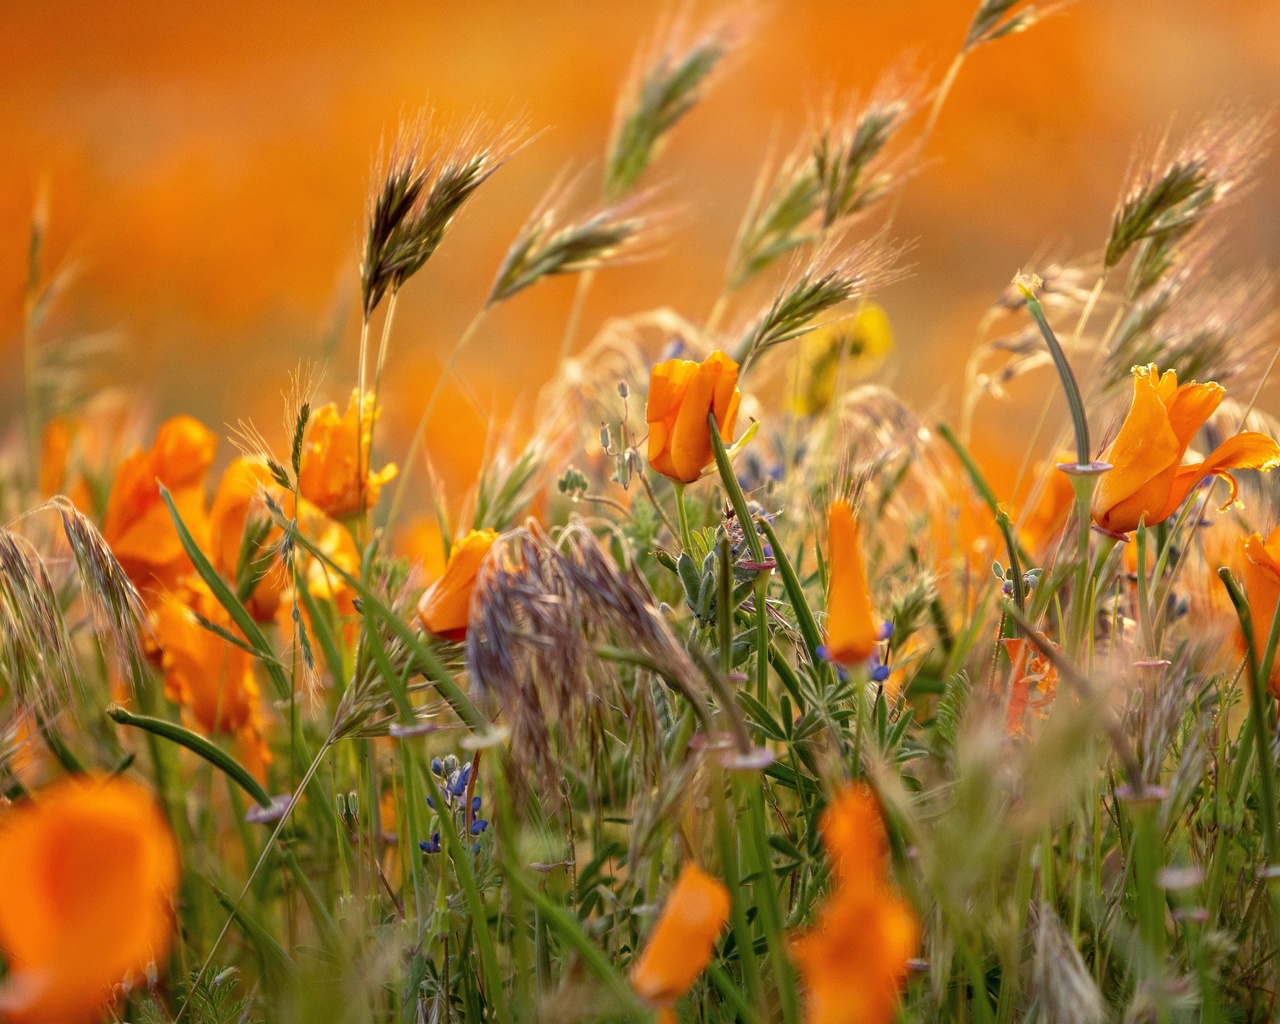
xmin=1218 ymin=567 xmax=1280 ymax=866
xmin=743 ymin=781 xmax=799 ymax=1024
xmin=674 ymin=482 xmax=694 ymax=554
xmin=558 ymin=267 xmax=595 ymax=363
xmin=713 ymin=767 xmax=765 ymax=1017
xmin=1019 ymin=287 xmax=1091 ymax=469
xmin=754 ymin=575 xmax=770 ymax=706
xmin=1127 ymin=795 xmax=1166 ymax=962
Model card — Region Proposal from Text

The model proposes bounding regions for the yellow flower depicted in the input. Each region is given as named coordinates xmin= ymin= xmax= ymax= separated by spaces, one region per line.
xmin=298 ymin=389 xmax=398 ymax=518
xmin=0 ymin=775 xmax=179 ymax=1024
xmin=631 ymin=863 xmax=730 ymax=1010
xmin=1092 ymin=364 xmax=1280 ymax=537
xmin=792 ymin=784 xmax=919 ymax=1024
xmin=152 ymin=579 xmax=272 ymax=779
xmin=417 ymin=529 xmax=499 ymax=640
xmin=788 ymin=303 xmax=894 ymax=417
xmin=103 ymin=415 xmax=218 ymax=596
xmin=824 ymin=499 xmax=879 ymax=665
xmin=646 ymin=350 xmax=742 ymax=483
xmin=1243 ymin=526 xmax=1280 ymax=699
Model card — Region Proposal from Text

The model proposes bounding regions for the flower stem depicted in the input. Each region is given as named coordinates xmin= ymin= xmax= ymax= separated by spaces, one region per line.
xmin=673 ymin=482 xmax=694 ymax=554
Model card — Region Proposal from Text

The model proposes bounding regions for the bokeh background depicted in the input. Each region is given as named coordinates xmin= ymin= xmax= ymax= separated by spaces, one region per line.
xmin=3 ymin=0 xmax=1280 ymax=495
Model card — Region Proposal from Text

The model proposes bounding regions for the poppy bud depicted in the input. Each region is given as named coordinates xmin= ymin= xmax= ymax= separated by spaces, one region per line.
xmin=823 ymin=499 xmax=879 ymax=665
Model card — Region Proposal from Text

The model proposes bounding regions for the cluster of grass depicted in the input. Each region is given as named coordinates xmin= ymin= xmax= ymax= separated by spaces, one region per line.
xmin=5 ymin=3 xmax=1280 ymax=1023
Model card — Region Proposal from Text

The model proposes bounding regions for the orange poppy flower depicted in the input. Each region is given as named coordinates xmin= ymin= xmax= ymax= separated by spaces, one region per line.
xmin=1017 ymin=456 xmax=1076 ymax=556
xmin=417 ymin=529 xmax=499 ymax=641
xmin=646 ymin=350 xmax=742 ymax=483
xmin=210 ymin=456 xmax=286 ymax=622
xmin=824 ymin=499 xmax=880 ymax=665
xmin=1242 ymin=526 xmax=1280 ymax=698
xmin=152 ymin=579 xmax=272 ymax=779
xmin=103 ymin=415 xmax=218 ymax=595
xmin=631 ymin=863 xmax=730 ymax=1011
xmin=1000 ymin=636 xmax=1060 ymax=737
xmin=297 ymin=389 xmax=398 ymax=518
xmin=0 ymin=775 xmax=179 ymax=1024
xmin=791 ymin=784 xmax=919 ymax=1024
xmin=1091 ymin=365 xmax=1280 ymax=537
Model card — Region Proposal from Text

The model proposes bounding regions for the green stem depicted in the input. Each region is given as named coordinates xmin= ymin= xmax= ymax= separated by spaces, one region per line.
xmin=1022 ymin=290 xmax=1091 ymax=467
xmin=743 ymin=781 xmax=799 ymax=1024
xmin=1218 ymin=567 xmax=1280 ymax=866
xmin=674 ymin=482 xmax=694 ymax=553
xmin=713 ymin=767 xmax=765 ymax=1016
xmin=107 ymin=706 xmax=272 ymax=808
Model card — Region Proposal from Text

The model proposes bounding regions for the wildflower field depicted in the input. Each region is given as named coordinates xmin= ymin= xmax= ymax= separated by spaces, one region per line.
xmin=7 ymin=2 xmax=1280 ymax=1022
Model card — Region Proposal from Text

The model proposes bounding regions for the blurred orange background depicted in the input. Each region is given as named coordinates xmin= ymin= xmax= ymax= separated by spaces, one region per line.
xmin=3 ymin=1 xmax=1279 ymax=495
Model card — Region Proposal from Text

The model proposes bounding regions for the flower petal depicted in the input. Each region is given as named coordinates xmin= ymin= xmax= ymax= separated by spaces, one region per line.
xmin=1156 ymin=431 xmax=1280 ymax=522
xmin=824 ymin=500 xmax=879 ymax=665
xmin=1091 ymin=367 xmax=1182 ymax=534
xmin=1165 ymin=380 xmax=1225 ymax=451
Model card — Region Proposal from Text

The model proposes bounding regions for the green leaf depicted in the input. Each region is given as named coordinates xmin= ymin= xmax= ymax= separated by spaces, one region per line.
xmin=107 ymin=704 xmax=272 ymax=808
xmin=158 ymin=485 xmax=291 ymax=703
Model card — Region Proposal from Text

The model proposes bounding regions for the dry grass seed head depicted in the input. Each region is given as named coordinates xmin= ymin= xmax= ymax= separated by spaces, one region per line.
xmin=605 ymin=5 xmax=750 ymax=200
xmin=489 ymin=173 xmax=657 ymax=305
xmin=965 ymin=0 xmax=1072 ymax=52
xmin=735 ymin=235 xmax=907 ymax=368
xmin=362 ymin=111 xmax=529 ymax=319
xmin=466 ymin=521 xmax=706 ymax=781
xmin=0 ymin=527 xmax=78 ymax=716
xmin=1031 ymin=901 xmax=1107 ymax=1024
xmin=1107 ymin=112 xmax=1271 ymax=296
xmin=53 ymin=499 xmax=147 ymax=686
xmin=812 ymin=67 xmax=923 ymax=229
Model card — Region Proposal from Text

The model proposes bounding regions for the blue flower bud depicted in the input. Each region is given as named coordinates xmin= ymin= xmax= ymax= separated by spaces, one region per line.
xmin=470 ymin=819 xmax=489 ymax=835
